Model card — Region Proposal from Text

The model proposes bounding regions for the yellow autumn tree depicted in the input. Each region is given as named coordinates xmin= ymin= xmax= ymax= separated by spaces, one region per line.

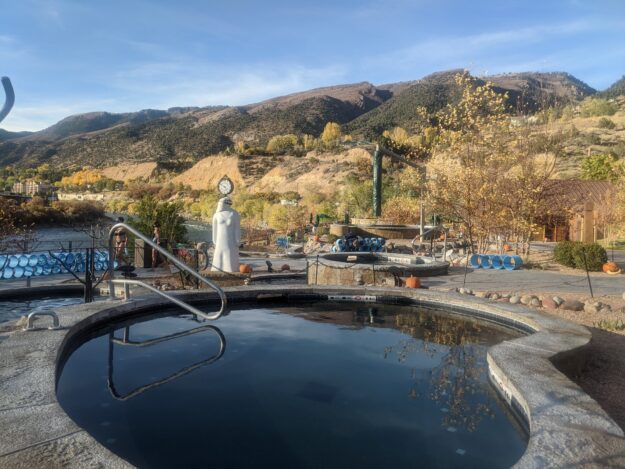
xmin=321 ymin=122 xmax=341 ymax=149
xmin=58 ymin=169 xmax=104 ymax=190
xmin=426 ymin=73 xmax=560 ymax=254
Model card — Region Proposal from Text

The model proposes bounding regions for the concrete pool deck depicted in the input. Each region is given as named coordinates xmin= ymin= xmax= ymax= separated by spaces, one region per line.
xmin=1 ymin=285 xmax=625 ymax=467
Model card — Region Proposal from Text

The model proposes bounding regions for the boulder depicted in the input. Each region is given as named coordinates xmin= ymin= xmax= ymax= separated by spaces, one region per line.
xmin=490 ymin=293 xmax=501 ymax=301
xmin=475 ymin=291 xmax=489 ymax=298
xmin=562 ymin=299 xmax=584 ymax=312
xmin=541 ymin=297 xmax=558 ymax=310
xmin=553 ymin=296 xmax=565 ymax=307
xmin=520 ymin=295 xmax=533 ymax=305
xmin=529 ymin=298 xmax=541 ymax=307
xmin=509 ymin=296 xmax=521 ymax=305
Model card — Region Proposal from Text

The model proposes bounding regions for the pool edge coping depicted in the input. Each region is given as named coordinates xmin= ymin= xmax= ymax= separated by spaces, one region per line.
xmin=0 ymin=285 xmax=624 ymax=468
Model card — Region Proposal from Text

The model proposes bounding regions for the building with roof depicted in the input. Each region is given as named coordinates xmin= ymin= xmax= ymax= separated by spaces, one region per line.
xmin=535 ymin=180 xmax=613 ymax=243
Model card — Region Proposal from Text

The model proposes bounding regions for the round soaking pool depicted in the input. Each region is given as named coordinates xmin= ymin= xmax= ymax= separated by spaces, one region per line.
xmin=308 ymin=252 xmax=449 ymax=286
xmin=56 ymin=302 xmax=527 ymax=468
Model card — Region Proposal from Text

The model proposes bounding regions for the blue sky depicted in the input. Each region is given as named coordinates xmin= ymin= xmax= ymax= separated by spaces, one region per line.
xmin=1 ymin=0 xmax=624 ymax=131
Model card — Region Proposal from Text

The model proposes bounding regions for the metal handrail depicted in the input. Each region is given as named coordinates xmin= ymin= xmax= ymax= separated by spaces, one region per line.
xmin=108 ymin=222 xmax=226 ymax=319
xmin=412 ymin=225 xmax=448 ymax=261
xmin=24 ymin=310 xmax=62 ymax=331
xmin=110 ymin=278 xmax=222 ymax=320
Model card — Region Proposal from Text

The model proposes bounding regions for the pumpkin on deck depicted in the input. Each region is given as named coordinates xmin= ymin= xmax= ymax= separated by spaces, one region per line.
xmin=405 ymin=275 xmax=420 ymax=288
xmin=602 ymin=262 xmax=621 ymax=274
xmin=239 ymin=264 xmax=253 ymax=274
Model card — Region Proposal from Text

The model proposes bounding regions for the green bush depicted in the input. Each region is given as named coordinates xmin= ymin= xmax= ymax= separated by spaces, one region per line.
xmin=597 ymin=117 xmax=616 ymax=129
xmin=554 ymin=241 xmax=577 ymax=268
xmin=554 ymin=241 xmax=607 ymax=271
xmin=572 ymin=243 xmax=608 ymax=271
xmin=581 ymin=98 xmax=618 ymax=117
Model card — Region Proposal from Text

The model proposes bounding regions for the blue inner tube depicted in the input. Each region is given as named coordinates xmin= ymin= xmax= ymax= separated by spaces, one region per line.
xmin=489 ymin=255 xmax=504 ymax=270
xmin=2 ymin=267 xmax=13 ymax=279
xmin=479 ymin=254 xmax=492 ymax=269
xmin=8 ymin=256 xmax=19 ymax=268
xmin=503 ymin=255 xmax=523 ymax=271
xmin=13 ymin=266 xmax=24 ymax=278
xmin=469 ymin=254 xmax=481 ymax=268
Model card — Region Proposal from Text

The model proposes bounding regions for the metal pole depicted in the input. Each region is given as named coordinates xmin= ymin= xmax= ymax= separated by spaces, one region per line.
xmin=581 ymin=249 xmax=594 ymax=299
xmin=372 ymin=145 xmax=382 ymax=218
xmin=419 ymin=167 xmax=425 ymax=243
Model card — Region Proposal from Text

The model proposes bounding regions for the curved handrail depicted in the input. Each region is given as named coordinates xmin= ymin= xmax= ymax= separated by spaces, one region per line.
xmin=111 ymin=278 xmax=224 ymax=320
xmin=108 ymin=222 xmax=226 ymax=319
xmin=0 ymin=76 xmax=15 ymax=123
xmin=107 ymin=325 xmax=226 ymax=401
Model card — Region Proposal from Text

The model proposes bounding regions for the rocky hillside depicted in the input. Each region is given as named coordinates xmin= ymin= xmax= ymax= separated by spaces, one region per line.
xmin=0 ymin=70 xmax=600 ymax=168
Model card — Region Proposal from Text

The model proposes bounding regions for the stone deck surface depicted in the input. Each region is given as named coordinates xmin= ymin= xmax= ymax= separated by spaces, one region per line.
xmin=1 ymin=285 xmax=625 ymax=467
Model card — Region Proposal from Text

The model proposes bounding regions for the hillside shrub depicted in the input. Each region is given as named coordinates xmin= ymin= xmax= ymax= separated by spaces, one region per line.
xmin=597 ymin=117 xmax=616 ymax=129
xmin=554 ymin=241 xmax=607 ymax=271
xmin=580 ymin=98 xmax=618 ymax=117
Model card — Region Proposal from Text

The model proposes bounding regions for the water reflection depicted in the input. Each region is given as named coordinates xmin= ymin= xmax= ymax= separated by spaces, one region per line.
xmin=107 ymin=315 xmax=225 ymax=401
xmin=284 ymin=304 xmax=519 ymax=434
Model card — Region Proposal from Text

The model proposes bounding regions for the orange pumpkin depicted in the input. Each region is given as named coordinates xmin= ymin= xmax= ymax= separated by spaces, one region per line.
xmin=602 ymin=262 xmax=620 ymax=273
xmin=405 ymin=275 xmax=420 ymax=288
xmin=239 ymin=264 xmax=252 ymax=274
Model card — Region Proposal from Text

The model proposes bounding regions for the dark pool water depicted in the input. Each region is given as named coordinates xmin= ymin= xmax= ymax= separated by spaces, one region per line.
xmin=57 ymin=303 xmax=528 ymax=468
xmin=0 ymin=296 xmax=83 ymax=323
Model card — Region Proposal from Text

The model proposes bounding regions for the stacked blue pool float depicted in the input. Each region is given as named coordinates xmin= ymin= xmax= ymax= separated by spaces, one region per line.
xmin=0 ymin=251 xmax=118 ymax=280
xmin=468 ymin=254 xmax=523 ymax=271
xmin=331 ymin=236 xmax=385 ymax=253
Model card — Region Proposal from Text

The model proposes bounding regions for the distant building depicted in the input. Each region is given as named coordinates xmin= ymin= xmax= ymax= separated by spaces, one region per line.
xmin=534 ymin=180 xmax=613 ymax=243
xmin=11 ymin=180 xmax=56 ymax=196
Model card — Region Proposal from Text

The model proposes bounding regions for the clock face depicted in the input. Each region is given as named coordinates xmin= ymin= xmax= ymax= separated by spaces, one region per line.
xmin=218 ymin=176 xmax=234 ymax=195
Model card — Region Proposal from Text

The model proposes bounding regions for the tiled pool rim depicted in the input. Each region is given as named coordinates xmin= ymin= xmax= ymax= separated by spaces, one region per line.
xmin=1 ymin=285 xmax=624 ymax=468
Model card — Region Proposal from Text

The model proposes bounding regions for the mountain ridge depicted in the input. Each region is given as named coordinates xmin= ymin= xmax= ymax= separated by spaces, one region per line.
xmin=0 ymin=70 xmax=606 ymax=168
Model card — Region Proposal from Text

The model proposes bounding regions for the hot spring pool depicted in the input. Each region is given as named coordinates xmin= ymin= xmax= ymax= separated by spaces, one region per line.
xmin=56 ymin=303 xmax=528 ymax=468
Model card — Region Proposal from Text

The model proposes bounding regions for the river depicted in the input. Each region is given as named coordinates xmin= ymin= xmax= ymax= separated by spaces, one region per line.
xmin=6 ymin=214 xmax=212 ymax=254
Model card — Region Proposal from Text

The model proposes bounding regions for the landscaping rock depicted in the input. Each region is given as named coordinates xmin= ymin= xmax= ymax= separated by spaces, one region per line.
xmin=542 ymin=297 xmax=558 ymax=310
xmin=584 ymin=301 xmax=608 ymax=315
xmin=530 ymin=298 xmax=541 ymax=307
xmin=584 ymin=303 xmax=600 ymax=314
xmin=490 ymin=293 xmax=501 ymax=301
xmin=599 ymin=307 xmax=612 ymax=314
xmin=562 ymin=299 xmax=584 ymax=311
xmin=475 ymin=291 xmax=489 ymax=298
xmin=520 ymin=295 xmax=534 ymax=305
xmin=509 ymin=295 xmax=521 ymax=304
xmin=553 ymin=296 xmax=564 ymax=307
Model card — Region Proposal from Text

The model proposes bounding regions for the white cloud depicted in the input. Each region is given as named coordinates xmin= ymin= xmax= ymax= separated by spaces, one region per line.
xmin=1 ymin=61 xmax=349 ymax=131
xmin=110 ymin=61 xmax=349 ymax=108
xmin=365 ymin=19 xmax=625 ymax=73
